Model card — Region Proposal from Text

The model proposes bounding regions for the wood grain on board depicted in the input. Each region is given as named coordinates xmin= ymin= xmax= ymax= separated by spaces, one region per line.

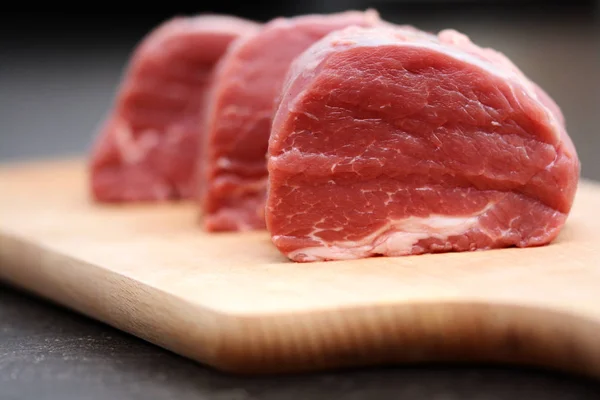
xmin=1 ymin=158 xmax=600 ymax=377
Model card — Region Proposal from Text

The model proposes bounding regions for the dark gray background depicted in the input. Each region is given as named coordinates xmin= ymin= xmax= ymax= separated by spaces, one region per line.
xmin=2 ymin=2 xmax=600 ymax=399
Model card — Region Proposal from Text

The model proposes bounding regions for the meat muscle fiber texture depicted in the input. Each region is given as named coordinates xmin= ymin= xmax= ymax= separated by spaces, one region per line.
xmin=266 ymin=26 xmax=580 ymax=262
xmin=89 ymin=15 xmax=260 ymax=202
xmin=200 ymin=10 xmax=383 ymax=232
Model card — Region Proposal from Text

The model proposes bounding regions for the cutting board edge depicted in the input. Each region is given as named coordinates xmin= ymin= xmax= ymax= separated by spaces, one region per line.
xmin=3 ymin=229 xmax=600 ymax=378
xmin=0 ymin=230 xmax=227 ymax=369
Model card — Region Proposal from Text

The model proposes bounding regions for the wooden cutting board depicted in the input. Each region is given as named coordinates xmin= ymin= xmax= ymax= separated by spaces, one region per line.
xmin=2 ymin=158 xmax=600 ymax=378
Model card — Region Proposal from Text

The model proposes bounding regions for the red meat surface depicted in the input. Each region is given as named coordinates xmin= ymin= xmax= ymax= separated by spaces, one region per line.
xmin=200 ymin=10 xmax=382 ymax=231
xmin=89 ymin=15 xmax=259 ymax=202
xmin=266 ymin=26 xmax=580 ymax=262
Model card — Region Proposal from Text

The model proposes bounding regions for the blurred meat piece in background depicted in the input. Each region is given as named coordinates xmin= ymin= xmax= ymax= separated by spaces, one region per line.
xmin=88 ymin=15 xmax=260 ymax=202
xmin=200 ymin=10 xmax=384 ymax=232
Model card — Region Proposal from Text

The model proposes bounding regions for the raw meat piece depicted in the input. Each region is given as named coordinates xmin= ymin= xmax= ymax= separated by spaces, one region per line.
xmin=200 ymin=10 xmax=382 ymax=231
xmin=89 ymin=15 xmax=260 ymax=202
xmin=266 ymin=26 xmax=580 ymax=262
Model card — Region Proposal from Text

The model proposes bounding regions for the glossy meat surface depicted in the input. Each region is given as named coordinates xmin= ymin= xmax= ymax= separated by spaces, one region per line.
xmin=201 ymin=10 xmax=382 ymax=231
xmin=266 ymin=26 xmax=580 ymax=262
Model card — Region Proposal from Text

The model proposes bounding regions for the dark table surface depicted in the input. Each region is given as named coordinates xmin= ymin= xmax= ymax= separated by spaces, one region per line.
xmin=2 ymin=7 xmax=600 ymax=400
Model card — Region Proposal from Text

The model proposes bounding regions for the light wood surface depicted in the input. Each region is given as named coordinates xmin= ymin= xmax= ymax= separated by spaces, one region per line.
xmin=1 ymin=158 xmax=600 ymax=378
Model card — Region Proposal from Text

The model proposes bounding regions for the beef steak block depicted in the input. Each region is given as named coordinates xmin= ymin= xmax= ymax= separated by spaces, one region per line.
xmin=266 ymin=26 xmax=580 ymax=262
xmin=90 ymin=15 xmax=259 ymax=202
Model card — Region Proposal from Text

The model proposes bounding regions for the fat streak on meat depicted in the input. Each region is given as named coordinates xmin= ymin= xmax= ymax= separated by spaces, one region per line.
xmin=200 ymin=10 xmax=383 ymax=231
xmin=266 ymin=26 xmax=580 ymax=262
xmin=89 ymin=15 xmax=259 ymax=202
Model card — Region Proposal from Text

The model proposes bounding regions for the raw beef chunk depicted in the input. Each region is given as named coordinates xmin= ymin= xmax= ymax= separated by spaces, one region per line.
xmin=266 ymin=26 xmax=580 ymax=262
xmin=89 ymin=15 xmax=259 ymax=202
xmin=200 ymin=10 xmax=382 ymax=231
